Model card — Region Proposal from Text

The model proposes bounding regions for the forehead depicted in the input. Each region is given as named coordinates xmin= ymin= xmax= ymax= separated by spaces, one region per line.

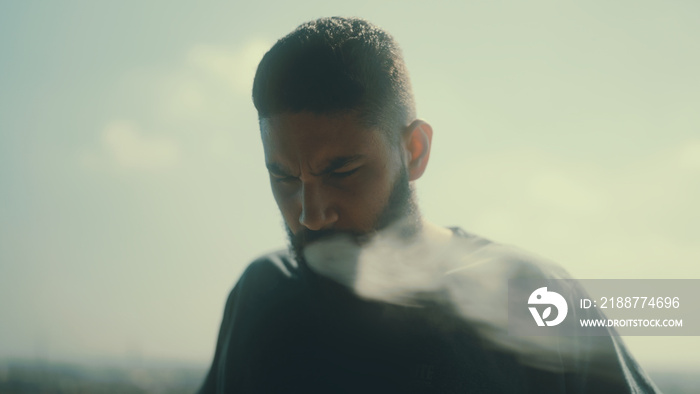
xmin=261 ymin=112 xmax=392 ymax=168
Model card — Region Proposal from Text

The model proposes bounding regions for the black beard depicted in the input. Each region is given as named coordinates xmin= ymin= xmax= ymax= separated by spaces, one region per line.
xmin=286 ymin=167 xmax=417 ymax=266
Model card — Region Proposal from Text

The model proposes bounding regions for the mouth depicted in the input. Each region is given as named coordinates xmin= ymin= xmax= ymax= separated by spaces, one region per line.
xmin=287 ymin=227 xmax=374 ymax=261
xmin=300 ymin=229 xmax=372 ymax=249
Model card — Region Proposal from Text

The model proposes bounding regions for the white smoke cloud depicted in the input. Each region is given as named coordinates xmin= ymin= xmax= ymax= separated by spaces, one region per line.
xmin=303 ymin=219 xmax=616 ymax=375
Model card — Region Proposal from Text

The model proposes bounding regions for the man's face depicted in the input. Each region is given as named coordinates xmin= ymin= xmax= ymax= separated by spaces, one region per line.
xmin=261 ymin=111 xmax=414 ymax=260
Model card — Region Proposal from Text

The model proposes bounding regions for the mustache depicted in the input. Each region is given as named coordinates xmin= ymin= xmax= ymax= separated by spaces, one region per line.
xmin=289 ymin=227 xmax=370 ymax=251
xmin=287 ymin=227 xmax=370 ymax=270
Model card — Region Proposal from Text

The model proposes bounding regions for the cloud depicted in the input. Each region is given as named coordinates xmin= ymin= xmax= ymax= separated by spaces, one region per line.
xmin=150 ymin=39 xmax=270 ymax=123
xmin=85 ymin=120 xmax=180 ymax=171
xmin=422 ymin=143 xmax=700 ymax=278
xmin=187 ymin=40 xmax=271 ymax=93
xmin=83 ymin=39 xmax=271 ymax=173
xmin=677 ymin=140 xmax=700 ymax=171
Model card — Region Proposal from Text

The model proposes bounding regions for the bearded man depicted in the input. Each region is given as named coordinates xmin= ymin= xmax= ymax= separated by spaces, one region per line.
xmin=198 ymin=17 xmax=658 ymax=393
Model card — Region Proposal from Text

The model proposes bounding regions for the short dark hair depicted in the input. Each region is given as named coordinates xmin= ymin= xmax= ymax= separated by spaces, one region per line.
xmin=252 ymin=17 xmax=415 ymax=137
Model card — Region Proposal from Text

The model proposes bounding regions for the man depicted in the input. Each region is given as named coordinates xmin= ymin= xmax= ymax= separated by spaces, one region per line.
xmin=198 ymin=17 xmax=659 ymax=393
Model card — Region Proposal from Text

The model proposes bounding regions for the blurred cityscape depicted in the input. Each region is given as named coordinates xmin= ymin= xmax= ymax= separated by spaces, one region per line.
xmin=0 ymin=359 xmax=697 ymax=393
xmin=0 ymin=360 xmax=205 ymax=394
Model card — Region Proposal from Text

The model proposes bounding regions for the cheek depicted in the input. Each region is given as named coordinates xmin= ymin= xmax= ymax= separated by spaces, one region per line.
xmin=340 ymin=168 xmax=397 ymax=222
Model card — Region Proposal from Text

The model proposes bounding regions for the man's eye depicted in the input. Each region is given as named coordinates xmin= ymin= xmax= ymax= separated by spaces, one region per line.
xmin=271 ymin=174 xmax=298 ymax=183
xmin=331 ymin=168 xmax=359 ymax=179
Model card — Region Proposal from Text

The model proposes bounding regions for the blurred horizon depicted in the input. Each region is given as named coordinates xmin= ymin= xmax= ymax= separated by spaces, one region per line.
xmin=1 ymin=0 xmax=698 ymax=380
xmin=0 ymin=357 xmax=698 ymax=393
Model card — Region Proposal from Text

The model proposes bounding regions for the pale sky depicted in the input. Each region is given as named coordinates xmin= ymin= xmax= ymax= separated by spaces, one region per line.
xmin=1 ymin=1 xmax=698 ymax=372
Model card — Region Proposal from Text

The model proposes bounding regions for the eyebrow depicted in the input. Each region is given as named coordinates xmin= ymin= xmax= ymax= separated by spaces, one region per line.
xmin=265 ymin=155 xmax=365 ymax=177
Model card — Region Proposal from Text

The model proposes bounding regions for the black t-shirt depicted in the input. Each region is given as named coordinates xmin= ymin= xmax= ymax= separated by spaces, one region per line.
xmin=198 ymin=229 xmax=659 ymax=393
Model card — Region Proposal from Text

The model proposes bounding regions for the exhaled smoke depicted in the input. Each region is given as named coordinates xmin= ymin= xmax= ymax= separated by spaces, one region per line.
xmin=303 ymin=217 xmax=624 ymax=377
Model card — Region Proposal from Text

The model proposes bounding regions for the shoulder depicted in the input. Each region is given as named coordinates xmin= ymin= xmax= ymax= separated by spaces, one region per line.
xmin=438 ymin=228 xmax=575 ymax=337
xmin=240 ymin=249 xmax=304 ymax=283
xmin=226 ymin=249 xmax=307 ymax=306
xmin=445 ymin=227 xmax=571 ymax=281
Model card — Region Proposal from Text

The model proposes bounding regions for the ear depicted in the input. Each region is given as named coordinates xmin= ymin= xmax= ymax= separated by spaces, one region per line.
xmin=402 ymin=120 xmax=433 ymax=181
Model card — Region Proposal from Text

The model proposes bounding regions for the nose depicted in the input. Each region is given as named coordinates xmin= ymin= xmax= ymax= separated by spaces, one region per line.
xmin=299 ymin=182 xmax=338 ymax=231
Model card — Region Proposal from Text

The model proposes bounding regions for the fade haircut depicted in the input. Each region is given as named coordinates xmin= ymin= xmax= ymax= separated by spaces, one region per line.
xmin=252 ymin=17 xmax=416 ymax=139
